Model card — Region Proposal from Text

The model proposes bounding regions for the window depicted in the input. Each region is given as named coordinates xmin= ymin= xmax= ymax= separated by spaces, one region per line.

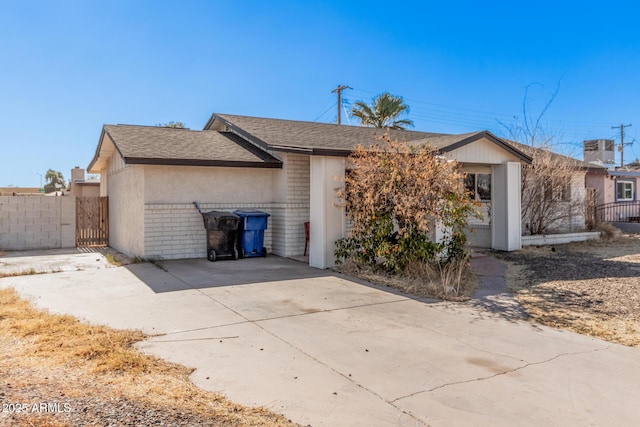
xmin=465 ymin=173 xmax=491 ymax=201
xmin=543 ymin=177 xmax=570 ymax=202
xmin=616 ymin=180 xmax=635 ymax=202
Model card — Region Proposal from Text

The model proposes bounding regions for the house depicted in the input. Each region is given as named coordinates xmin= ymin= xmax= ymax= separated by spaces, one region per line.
xmin=87 ymin=114 xmax=532 ymax=268
xmin=504 ymin=140 xmax=607 ymax=234
xmin=583 ymin=140 xmax=640 ymax=222
xmin=68 ymin=167 xmax=100 ymax=197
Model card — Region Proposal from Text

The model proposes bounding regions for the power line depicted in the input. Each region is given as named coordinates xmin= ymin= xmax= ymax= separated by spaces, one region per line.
xmin=612 ymin=123 xmax=633 ymax=167
xmin=331 ymin=85 xmax=352 ymax=125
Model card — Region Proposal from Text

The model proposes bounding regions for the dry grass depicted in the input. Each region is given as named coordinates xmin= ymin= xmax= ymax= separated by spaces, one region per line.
xmin=0 ymin=288 xmax=297 ymax=426
xmin=498 ymin=235 xmax=640 ymax=347
xmin=338 ymin=257 xmax=476 ymax=301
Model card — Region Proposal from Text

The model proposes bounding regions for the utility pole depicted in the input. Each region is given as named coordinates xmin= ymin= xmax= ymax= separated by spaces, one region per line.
xmin=331 ymin=85 xmax=352 ymax=125
xmin=612 ymin=123 xmax=632 ymax=168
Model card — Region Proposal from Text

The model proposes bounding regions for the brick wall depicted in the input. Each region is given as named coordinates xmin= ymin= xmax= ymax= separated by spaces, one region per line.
xmin=144 ymin=202 xmax=275 ymax=260
xmin=142 ymin=154 xmax=312 ymax=260
xmin=0 ymin=196 xmax=76 ymax=250
xmin=277 ymin=154 xmax=310 ymax=257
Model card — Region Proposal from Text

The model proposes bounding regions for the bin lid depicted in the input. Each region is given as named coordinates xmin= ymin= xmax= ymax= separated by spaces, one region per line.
xmin=202 ymin=211 xmax=240 ymax=219
xmin=233 ymin=209 xmax=271 ymax=217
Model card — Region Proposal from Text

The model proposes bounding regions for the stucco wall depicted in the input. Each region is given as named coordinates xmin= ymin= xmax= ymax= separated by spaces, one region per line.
xmin=140 ymin=165 xmax=276 ymax=259
xmin=0 ymin=196 xmax=75 ymax=250
xmin=586 ymin=173 xmax=607 ymax=206
xmin=143 ymin=165 xmax=275 ymax=204
xmin=107 ymin=163 xmax=144 ymax=257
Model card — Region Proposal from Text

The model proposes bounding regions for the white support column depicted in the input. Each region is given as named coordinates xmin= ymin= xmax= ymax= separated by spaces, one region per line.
xmin=309 ymin=156 xmax=345 ymax=269
xmin=492 ymin=161 xmax=522 ymax=251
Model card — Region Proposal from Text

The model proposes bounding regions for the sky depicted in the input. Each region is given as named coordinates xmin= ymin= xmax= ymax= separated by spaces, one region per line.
xmin=1 ymin=0 xmax=640 ymax=187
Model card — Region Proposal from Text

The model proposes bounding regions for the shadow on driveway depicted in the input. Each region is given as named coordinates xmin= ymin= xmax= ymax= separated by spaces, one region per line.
xmin=126 ymin=256 xmax=335 ymax=293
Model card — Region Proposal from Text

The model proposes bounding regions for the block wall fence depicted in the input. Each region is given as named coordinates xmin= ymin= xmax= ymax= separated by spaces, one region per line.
xmin=0 ymin=196 xmax=76 ymax=250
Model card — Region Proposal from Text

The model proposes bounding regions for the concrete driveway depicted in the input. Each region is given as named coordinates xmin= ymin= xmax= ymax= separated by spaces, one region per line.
xmin=2 ymin=251 xmax=640 ymax=426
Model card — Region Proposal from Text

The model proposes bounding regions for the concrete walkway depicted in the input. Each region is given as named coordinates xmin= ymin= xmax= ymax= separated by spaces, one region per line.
xmin=2 ymin=250 xmax=640 ymax=426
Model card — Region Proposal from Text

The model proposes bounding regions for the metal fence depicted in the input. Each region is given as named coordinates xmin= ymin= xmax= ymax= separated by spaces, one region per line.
xmin=595 ymin=201 xmax=640 ymax=223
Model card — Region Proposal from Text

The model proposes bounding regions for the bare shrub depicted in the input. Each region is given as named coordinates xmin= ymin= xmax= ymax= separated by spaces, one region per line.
xmin=334 ymin=134 xmax=479 ymax=298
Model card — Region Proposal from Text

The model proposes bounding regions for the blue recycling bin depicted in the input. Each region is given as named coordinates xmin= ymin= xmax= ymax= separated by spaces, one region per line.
xmin=234 ymin=210 xmax=271 ymax=258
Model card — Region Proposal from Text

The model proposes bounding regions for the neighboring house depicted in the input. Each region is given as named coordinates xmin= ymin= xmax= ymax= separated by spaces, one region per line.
xmin=584 ymin=140 xmax=640 ymax=222
xmin=0 ymin=187 xmax=42 ymax=196
xmin=68 ymin=166 xmax=100 ymax=197
xmin=505 ymin=140 xmax=607 ymax=234
xmin=87 ymin=114 xmax=532 ymax=268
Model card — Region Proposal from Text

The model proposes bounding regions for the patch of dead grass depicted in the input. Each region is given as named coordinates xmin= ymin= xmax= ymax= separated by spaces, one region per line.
xmin=499 ymin=236 xmax=640 ymax=348
xmin=337 ymin=257 xmax=476 ymax=301
xmin=0 ymin=288 xmax=297 ymax=426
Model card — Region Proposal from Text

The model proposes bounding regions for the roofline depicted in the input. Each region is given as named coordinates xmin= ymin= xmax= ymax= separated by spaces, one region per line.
xmin=87 ymin=127 xmax=126 ymax=172
xmin=209 ymin=115 xmax=533 ymax=163
xmin=609 ymin=170 xmax=640 ymax=177
xmin=123 ymin=157 xmax=282 ymax=169
xmin=441 ymin=131 xmax=533 ymax=164
xmin=208 ymin=114 xmax=275 ymax=152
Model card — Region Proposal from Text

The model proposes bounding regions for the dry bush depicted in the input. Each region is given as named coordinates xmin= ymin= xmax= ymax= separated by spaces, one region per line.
xmin=335 ymin=134 xmax=478 ymax=282
xmin=595 ymin=222 xmax=622 ymax=241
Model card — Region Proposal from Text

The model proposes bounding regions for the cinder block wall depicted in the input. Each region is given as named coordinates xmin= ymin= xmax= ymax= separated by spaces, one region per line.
xmin=0 ymin=196 xmax=76 ymax=250
xmin=144 ymin=202 xmax=274 ymax=260
xmin=279 ymin=154 xmax=310 ymax=257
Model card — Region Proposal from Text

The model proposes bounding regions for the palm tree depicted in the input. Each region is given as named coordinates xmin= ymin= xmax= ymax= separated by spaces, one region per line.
xmin=43 ymin=169 xmax=66 ymax=193
xmin=350 ymin=92 xmax=413 ymax=130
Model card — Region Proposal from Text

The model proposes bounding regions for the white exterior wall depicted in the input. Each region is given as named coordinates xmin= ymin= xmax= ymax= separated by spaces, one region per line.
xmin=141 ymin=165 xmax=276 ymax=259
xmin=492 ymin=162 xmax=522 ymax=251
xmin=144 ymin=202 xmax=274 ymax=260
xmin=0 ymin=196 xmax=75 ymax=250
xmin=452 ymin=141 xmax=522 ymax=250
xmin=521 ymin=171 xmax=588 ymax=234
xmin=309 ymin=156 xmax=345 ymax=269
xmin=107 ymin=161 xmax=145 ymax=257
xmin=271 ymin=153 xmax=310 ymax=257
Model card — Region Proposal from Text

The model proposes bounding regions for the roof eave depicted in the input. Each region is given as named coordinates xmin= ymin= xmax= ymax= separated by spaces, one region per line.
xmin=124 ymin=157 xmax=283 ymax=169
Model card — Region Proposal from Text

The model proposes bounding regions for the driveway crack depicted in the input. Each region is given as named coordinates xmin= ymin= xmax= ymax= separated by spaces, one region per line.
xmin=391 ymin=345 xmax=611 ymax=403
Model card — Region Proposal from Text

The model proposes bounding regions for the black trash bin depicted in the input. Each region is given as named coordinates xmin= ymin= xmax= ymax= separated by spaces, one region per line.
xmin=234 ymin=210 xmax=271 ymax=258
xmin=201 ymin=211 xmax=240 ymax=262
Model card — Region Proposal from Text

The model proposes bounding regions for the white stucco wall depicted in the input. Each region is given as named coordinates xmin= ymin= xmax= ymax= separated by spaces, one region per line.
xmin=492 ymin=162 xmax=522 ymax=251
xmin=140 ymin=165 xmax=277 ymax=259
xmin=586 ymin=173 xmax=607 ymax=206
xmin=309 ymin=156 xmax=345 ymax=269
xmin=143 ymin=165 xmax=274 ymax=204
xmin=107 ymin=163 xmax=145 ymax=257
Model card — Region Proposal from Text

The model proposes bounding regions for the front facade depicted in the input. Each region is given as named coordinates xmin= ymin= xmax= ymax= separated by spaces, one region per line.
xmin=88 ymin=114 xmax=532 ymax=268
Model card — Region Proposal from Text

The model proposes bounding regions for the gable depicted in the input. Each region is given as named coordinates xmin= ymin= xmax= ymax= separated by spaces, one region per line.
xmin=444 ymin=137 xmax=524 ymax=164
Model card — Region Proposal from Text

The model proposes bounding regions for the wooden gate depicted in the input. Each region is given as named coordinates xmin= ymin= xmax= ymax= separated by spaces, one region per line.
xmin=76 ymin=197 xmax=109 ymax=247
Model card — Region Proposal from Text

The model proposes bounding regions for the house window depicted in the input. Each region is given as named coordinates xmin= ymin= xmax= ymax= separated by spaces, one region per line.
xmin=616 ymin=180 xmax=635 ymax=202
xmin=543 ymin=177 xmax=570 ymax=202
xmin=464 ymin=173 xmax=491 ymax=201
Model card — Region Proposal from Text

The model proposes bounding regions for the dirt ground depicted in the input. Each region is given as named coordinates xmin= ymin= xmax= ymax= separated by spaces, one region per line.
xmin=495 ymin=234 xmax=640 ymax=347
xmin=0 ymin=288 xmax=297 ymax=427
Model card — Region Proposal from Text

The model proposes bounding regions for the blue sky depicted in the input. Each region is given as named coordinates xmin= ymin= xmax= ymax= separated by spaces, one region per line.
xmin=1 ymin=0 xmax=639 ymax=187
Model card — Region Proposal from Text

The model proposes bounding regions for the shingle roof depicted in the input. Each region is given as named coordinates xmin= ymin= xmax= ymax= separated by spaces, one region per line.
xmin=88 ymin=125 xmax=282 ymax=171
xmin=504 ymin=139 xmax=606 ymax=172
xmin=208 ymin=114 xmax=450 ymax=153
xmin=206 ymin=113 xmax=532 ymax=162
